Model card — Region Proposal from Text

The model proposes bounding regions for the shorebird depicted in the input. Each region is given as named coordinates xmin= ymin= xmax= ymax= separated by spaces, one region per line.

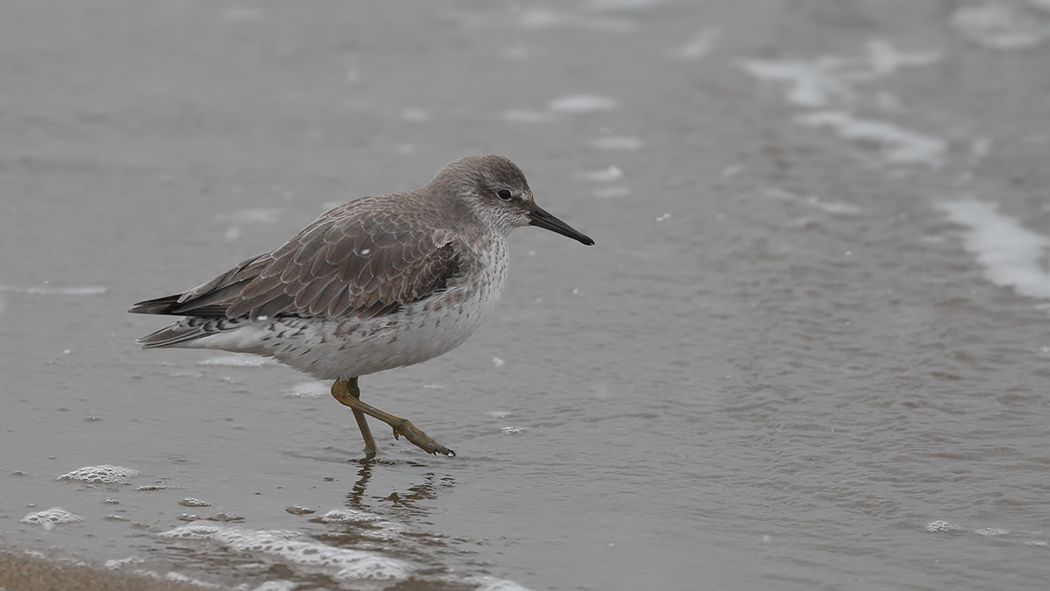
xmin=130 ymin=155 xmax=593 ymax=457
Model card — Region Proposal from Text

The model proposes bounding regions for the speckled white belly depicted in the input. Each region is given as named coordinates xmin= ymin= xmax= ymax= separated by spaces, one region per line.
xmin=188 ymin=236 xmax=510 ymax=380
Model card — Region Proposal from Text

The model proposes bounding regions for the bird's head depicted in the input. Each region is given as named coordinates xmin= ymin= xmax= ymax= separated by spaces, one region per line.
xmin=430 ymin=155 xmax=594 ymax=246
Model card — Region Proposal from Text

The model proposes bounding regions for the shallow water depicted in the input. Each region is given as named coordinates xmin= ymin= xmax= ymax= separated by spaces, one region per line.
xmin=3 ymin=0 xmax=1050 ymax=589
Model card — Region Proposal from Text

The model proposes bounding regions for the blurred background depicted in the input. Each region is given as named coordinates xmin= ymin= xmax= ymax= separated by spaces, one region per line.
xmin=2 ymin=0 xmax=1050 ymax=589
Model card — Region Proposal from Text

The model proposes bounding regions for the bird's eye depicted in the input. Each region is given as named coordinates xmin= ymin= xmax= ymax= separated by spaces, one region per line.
xmin=497 ymin=189 xmax=513 ymax=201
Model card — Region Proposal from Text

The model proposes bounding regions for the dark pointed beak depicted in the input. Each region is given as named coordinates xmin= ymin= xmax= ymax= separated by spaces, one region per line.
xmin=528 ymin=205 xmax=595 ymax=246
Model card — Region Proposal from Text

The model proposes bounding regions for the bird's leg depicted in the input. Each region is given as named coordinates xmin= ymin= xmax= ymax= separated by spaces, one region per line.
xmin=331 ymin=378 xmax=376 ymax=458
xmin=330 ymin=379 xmax=454 ymax=457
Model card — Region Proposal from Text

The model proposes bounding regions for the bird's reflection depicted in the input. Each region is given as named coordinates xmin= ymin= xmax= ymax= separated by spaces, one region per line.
xmin=345 ymin=459 xmax=374 ymax=508
xmin=345 ymin=459 xmax=455 ymax=516
xmin=292 ymin=453 xmax=475 ymax=580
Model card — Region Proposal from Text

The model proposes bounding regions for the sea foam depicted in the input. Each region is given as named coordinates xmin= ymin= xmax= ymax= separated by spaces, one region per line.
xmin=160 ymin=524 xmax=412 ymax=582
xmin=21 ymin=507 xmax=83 ymax=527
xmin=548 ymin=95 xmax=619 ymax=114
xmin=939 ymin=200 xmax=1050 ymax=300
xmin=0 ymin=285 xmax=108 ymax=296
xmin=58 ymin=465 xmax=139 ymax=485
xmin=951 ymin=4 xmax=1049 ymax=49
xmin=795 ymin=111 xmax=945 ymax=167
xmin=739 ymin=41 xmax=940 ymax=109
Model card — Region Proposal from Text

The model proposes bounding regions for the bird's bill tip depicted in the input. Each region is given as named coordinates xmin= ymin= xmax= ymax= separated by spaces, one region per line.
xmin=528 ymin=205 xmax=594 ymax=246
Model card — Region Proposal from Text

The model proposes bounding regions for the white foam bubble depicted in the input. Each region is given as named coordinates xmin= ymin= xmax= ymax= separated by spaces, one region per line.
xmin=739 ymin=41 xmax=939 ymax=109
xmin=951 ymin=4 xmax=1049 ymax=49
xmin=160 ymin=524 xmax=412 ymax=581
xmin=548 ymin=95 xmax=618 ymax=114
xmin=744 ymin=58 xmax=854 ymax=108
xmin=198 ymin=354 xmax=275 ymax=368
xmin=58 ymin=465 xmax=139 ymax=485
xmin=285 ymin=381 xmax=329 ymax=398
xmin=21 ymin=507 xmax=83 ymax=527
xmin=796 ymin=111 xmax=945 ymax=167
xmin=179 ymin=498 xmax=212 ymax=508
xmin=316 ymin=509 xmax=382 ymax=524
xmin=0 ymin=284 xmax=108 ymax=296
xmin=139 ymin=571 xmax=223 ymax=589
xmin=316 ymin=509 xmax=406 ymax=540
xmin=471 ymin=576 xmax=536 ymax=591
xmin=486 ymin=410 xmax=512 ymax=419
xmin=501 ymin=426 xmax=528 ymax=435
xmin=592 ymin=186 xmax=631 ymax=199
xmin=137 ymin=484 xmax=167 ymax=491
xmin=938 ymin=200 xmax=1050 ymax=300
xmin=577 ymin=165 xmax=623 ymax=182
xmin=517 ymin=8 xmax=635 ymax=33
xmin=975 ymin=527 xmax=1011 ymax=536
xmin=925 ymin=520 xmax=959 ymax=533
xmin=668 ymin=28 xmax=720 ymax=60
xmin=105 ymin=556 xmax=145 ymax=570
xmin=721 ymin=165 xmax=744 ymax=179
xmin=590 ymin=136 xmax=643 ymax=151
xmin=863 ymin=39 xmax=941 ymax=75
xmin=168 ymin=369 xmax=206 ymax=378
xmin=491 ymin=356 xmax=505 ymax=368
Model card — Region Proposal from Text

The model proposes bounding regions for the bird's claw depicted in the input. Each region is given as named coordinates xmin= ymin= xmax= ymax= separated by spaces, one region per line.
xmin=391 ymin=419 xmax=454 ymax=456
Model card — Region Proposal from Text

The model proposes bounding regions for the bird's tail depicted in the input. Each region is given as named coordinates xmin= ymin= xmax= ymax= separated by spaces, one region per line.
xmin=136 ymin=318 xmax=208 ymax=349
xmin=136 ymin=317 xmax=248 ymax=349
xmin=128 ymin=294 xmax=182 ymax=315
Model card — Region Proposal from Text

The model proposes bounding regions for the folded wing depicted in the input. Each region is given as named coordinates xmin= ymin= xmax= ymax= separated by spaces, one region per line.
xmin=130 ymin=204 xmax=465 ymax=321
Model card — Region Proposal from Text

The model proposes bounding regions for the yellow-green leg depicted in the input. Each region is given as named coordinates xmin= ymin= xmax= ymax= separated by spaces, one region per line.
xmin=331 ymin=378 xmax=454 ymax=457
xmin=331 ymin=378 xmax=377 ymax=458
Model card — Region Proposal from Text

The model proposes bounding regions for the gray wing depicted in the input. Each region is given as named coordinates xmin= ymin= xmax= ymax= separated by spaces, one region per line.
xmin=135 ymin=205 xmax=465 ymax=321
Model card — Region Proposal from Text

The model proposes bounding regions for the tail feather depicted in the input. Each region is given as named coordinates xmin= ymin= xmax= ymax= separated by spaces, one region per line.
xmin=136 ymin=317 xmax=247 ymax=349
xmin=129 ymin=294 xmax=182 ymax=315
xmin=137 ymin=319 xmax=209 ymax=349
xmin=130 ymin=286 xmax=246 ymax=318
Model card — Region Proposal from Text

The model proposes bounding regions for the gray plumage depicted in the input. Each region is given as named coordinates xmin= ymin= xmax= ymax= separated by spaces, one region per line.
xmin=131 ymin=155 xmax=593 ymax=381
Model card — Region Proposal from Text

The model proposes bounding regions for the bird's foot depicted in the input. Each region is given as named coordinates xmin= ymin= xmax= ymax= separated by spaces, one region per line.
xmin=361 ymin=443 xmax=377 ymax=460
xmin=392 ymin=419 xmax=455 ymax=456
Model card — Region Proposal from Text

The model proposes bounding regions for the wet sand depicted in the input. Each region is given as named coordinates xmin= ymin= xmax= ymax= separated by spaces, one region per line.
xmin=0 ymin=553 xmax=204 ymax=591
xmin=3 ymin=0 xmax=1050 ymax=589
